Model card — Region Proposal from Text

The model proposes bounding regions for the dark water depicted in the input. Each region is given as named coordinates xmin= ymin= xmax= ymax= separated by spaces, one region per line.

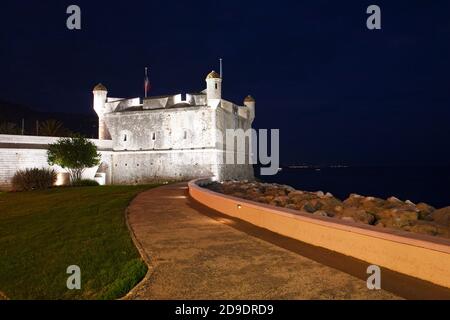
xmin=256 ymin=166 xmax=450 ymax=208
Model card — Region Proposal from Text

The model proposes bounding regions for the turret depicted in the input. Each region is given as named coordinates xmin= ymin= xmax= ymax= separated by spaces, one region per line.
xmin=243 ymin=95 xmax=255 ymax=121
xmin=205 ymin=70 xmax=222 ymax=107
xmin=92 ymin=83 xmax=111 ymax=140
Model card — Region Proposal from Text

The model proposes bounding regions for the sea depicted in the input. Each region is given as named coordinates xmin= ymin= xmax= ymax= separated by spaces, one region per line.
xmin=256 ymin=166 xmax=450 ymax=209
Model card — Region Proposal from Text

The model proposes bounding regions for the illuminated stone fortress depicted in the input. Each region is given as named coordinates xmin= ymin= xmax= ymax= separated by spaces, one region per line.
xmin=92 ymin=70 xmax=256 ymax=184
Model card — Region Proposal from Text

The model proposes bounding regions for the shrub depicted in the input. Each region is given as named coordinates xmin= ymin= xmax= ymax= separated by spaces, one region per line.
xmin=11 ymin=168 xmax=57 ymax=191
xmin=71 ymin=179 xmax=100 ymax=187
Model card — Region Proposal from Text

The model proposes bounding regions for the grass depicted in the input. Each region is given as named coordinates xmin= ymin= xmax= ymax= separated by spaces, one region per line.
xmin=0 ymin=185 xmax=158 ymax=299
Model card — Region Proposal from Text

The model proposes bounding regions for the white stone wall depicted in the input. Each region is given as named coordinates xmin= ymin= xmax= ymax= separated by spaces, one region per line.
xmin=0 ymin=135 xmax=113 ymax=190
xmin=110 ymin=149 xmax=219 ymax=184
xmin=214 ymin=104 xmax=255 ymax=181
xmin=105 ymin=106 xmax=215 ymax=151
xmin=112 ymin=98 xmax=141 ymax=112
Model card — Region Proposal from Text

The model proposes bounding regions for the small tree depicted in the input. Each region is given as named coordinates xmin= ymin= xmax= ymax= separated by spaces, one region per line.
xmin=47 ymin=136 xmax=101 ymax=183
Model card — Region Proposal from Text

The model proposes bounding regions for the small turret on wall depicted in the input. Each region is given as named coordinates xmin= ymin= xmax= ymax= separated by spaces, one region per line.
xmin=205 ymin=70 xmax=222 ymax=108
xmin=92 ymin=83 xmax=111 ymax=140
xmin=243 ymin=95 xmax=256 ymax=121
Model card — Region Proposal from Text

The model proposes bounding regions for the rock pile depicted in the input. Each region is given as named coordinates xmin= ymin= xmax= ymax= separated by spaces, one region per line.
xmin=206 ymin=180 xmax=450 ymax=239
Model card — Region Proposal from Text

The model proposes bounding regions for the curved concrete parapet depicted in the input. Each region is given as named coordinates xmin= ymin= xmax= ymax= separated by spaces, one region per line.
xmin=188 ymin=178 xmax=450 ymax=288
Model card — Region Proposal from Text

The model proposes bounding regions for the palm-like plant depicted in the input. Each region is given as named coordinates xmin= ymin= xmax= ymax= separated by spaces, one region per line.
xmin=38 ymin=119 xmax=69 ymax=137
xmin=0 ymin=122 xmax=21 ymax=134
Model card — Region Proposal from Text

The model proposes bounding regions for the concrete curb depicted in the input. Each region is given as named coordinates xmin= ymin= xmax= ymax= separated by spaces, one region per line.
xmin=189 ymin=178 xmax=450 ymax=288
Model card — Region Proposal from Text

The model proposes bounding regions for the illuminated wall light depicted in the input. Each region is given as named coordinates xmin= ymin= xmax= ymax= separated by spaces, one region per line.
xmin=54 ymin=172 xmax=69 ymax=186
xmin=237 ymin=204 xmax=242 ymax=209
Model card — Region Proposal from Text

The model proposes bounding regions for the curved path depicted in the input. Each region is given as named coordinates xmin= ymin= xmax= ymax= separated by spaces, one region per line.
xmin=126 ymin=183 xmax=406 ymax=299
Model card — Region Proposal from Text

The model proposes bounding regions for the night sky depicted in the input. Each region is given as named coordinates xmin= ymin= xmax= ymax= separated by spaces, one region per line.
xmin=1 ymin=1 xmax=449 ymax=166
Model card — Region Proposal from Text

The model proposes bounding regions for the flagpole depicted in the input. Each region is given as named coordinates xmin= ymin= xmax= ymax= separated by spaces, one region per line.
xmin=219 ymin=58 xmax=222 ymax=79
xmin=144 ymin=67 xmax=148 ymax=98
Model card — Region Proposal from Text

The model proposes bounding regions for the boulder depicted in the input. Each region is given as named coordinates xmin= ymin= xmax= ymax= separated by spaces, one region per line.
xmin=288 ymin=191 xmax=317 ymax=201
xmin=264 ymin=186 xmax=288 ymax=197
xmin=285 ymin=204 xmax=299 ymax=210
xmin=314 ymin=197 xmax=343 ymax=214
xmin=338 ymin=207 xmax=376 ymax=225
xmin=207 ymin=182 xmax=224 ymax=193
xmin=343 ymin=194 xmax=365 ymax=207
xmin=376 ymin=209 xmax=419 ymax=229
xmin=301 ymin=202 xmax=317 ymax=213
xmin=313 ymin=210 xmax=331 ymax=217
xmin=416 ymin=202 xmax=435 ymax=220
xmin=281 ymin=185 xmax=296 ymax=193
xmin=288 ymin=192 xmax=319 ymax=209
xmin=245 ymin=187 xmax=263 ymax=200
xmin=384 ymin=196 xmax=417 ymax=211
xmin=374 ymin=221 xmax=385 ymax=228
xmin=350 ymin=193 xmax=363 ymax=198
xmin=404 ymin=221 xmax=441 ymax=237
xmin=360 ymin=196 xmax=386 ymax=214
xmin=269 ymin=195 xmax=289 ymax=207
xmin=341 ymin=216 xmax=356 ymax=223
xmin=288 ymin=190 xmax=304 ymax=196
xmin=430 ymin=206 xmax=450 ymax=227
xmin=256 ymin=195 xmax=275 ymax=204
xmin=388 ymin=196 xmax=402 ymax=203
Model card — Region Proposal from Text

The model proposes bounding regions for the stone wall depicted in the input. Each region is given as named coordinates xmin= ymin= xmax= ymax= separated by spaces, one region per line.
xmin=110 ymin=149 xmax=218 ymax=184
xmin=105 ymin=106 xmax=215 ymax=151
xmin=0 ymin=134 xmax=113 ymax=190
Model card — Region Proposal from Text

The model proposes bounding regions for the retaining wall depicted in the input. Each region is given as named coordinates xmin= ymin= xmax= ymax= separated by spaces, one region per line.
xmin=188 ymin=178 xmax=450 ymax=288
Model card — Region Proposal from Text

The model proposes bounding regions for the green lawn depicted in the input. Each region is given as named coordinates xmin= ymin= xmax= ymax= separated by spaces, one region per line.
xmin=0 ymin=185 xmax=157 ymax=300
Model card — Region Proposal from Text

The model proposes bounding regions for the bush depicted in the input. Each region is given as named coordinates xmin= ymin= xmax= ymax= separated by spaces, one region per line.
xmin=71 ymin=179 xmax=99 ymax=187
xmin=11 ymin=168 xmax=57 ymax=191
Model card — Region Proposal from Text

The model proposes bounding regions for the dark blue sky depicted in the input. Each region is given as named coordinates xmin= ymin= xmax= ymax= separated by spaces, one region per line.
xmin=1 ymin=1 xmax=449 ymax=166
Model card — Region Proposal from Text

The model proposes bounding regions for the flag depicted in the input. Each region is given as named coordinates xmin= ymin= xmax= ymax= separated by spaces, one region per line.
xmin=144 ymin=67 xmax=150 ymax=97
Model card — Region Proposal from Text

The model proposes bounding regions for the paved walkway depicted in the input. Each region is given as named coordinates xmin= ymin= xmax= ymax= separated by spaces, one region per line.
xmin=126 ymin=183 xmax=403 ymax=299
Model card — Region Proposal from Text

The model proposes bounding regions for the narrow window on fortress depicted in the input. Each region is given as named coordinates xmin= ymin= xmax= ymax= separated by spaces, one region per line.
xmin=123 ymin=134 xmax=127 ymax=142
xmin=184 ymin=131 xmax=187 ymax=139
xmin=215 ymin=83 xmax=218 ymax=89
xmin=152 ymin=132 xmax=156 ymax=140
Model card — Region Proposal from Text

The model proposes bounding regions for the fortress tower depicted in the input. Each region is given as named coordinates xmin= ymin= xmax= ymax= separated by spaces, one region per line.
xmin=92 ymin=83 xmax=111 ymax=140
xmin=205 ymin=70 xmax=222 ymax=108
xmin=243 ymin=95 xmax=256 ymax=121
